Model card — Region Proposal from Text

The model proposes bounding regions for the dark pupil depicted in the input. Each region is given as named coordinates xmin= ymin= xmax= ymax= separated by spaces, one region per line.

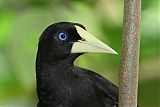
xmin=61 ymin=34 xmax=66 ymax=39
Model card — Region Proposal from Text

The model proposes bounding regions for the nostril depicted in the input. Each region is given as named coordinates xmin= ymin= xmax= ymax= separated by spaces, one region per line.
xmin=81 ymin=38 xmax=85 ymax=41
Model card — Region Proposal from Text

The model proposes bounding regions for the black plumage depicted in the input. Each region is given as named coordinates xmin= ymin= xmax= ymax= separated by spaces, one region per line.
xmin=36 ymin=22 xmax=118 ymax=107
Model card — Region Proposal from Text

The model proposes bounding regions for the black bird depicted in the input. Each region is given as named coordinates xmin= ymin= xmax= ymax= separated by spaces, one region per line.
xmin=36 ymin=22 xmax=118 ymax=107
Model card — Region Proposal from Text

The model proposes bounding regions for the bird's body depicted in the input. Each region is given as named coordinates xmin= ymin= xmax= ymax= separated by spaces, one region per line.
xmin=36 ymin=22 xmax=118 ymax=107
xmin=36 ymin=56 xmax=118 ymax=107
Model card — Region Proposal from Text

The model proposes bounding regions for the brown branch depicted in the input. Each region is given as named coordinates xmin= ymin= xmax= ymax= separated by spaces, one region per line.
xmin=119 ymin=0 xmax=141 ymax=107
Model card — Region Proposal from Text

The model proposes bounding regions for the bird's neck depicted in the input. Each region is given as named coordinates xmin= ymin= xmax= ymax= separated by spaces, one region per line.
xmin=35 ymin=52 xmax=82 ymax=85
xmin=36 ymin=53 xmax=79 ymax=106
xmin=36 ymin=52 xmax=75 ymax=75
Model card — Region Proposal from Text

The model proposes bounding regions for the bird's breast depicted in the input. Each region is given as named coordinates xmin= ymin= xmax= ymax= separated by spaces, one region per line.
xmin=37 ymin=64 xmax=103 ymax=107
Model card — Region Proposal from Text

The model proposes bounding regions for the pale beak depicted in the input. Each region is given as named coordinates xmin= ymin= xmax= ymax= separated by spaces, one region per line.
xmin=71 ymin=25 xmax=118 ymax=54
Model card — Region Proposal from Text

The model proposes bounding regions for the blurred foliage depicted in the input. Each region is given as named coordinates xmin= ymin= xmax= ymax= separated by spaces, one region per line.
xmin=0 ymin=0 xmax=159 ymax=107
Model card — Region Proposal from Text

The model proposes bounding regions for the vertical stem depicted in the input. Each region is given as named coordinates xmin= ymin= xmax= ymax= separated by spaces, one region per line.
xmin=119 ymin=0 xmax=141 ymax=107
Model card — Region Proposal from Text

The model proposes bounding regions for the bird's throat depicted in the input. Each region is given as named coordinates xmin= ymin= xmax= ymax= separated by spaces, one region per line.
xmin=36 ymin=52 xmax=79 ymax=106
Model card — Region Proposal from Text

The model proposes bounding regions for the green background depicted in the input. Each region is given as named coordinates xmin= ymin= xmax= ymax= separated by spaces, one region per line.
xmin=0 ymin=0 xmax=159 ymax=107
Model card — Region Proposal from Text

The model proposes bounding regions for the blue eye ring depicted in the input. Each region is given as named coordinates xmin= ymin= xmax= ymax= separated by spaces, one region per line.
xmin=58 ymin=32 xmax=68 ymax=41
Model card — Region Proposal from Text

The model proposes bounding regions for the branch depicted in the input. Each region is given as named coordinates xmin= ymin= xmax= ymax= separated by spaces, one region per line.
xmin=119 ymin=0 xmax=141 ymax=107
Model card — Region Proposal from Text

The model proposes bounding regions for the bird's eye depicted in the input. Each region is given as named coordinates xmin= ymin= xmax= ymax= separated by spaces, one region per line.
xmin=58 ymin=32 xmax=68 ymax=41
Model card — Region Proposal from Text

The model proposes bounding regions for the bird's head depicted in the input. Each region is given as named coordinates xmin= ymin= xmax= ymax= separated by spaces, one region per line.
xmin=38 ymin=22 xmax=117 ymax=63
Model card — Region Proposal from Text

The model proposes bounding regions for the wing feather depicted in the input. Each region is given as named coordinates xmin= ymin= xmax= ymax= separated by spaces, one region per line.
xmin=73 ymin=66 xmax=118 ymax=106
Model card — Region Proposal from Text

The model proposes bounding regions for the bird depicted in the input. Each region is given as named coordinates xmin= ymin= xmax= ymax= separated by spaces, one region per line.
xmin=36 ymin=22 xmax=118 ymax=107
